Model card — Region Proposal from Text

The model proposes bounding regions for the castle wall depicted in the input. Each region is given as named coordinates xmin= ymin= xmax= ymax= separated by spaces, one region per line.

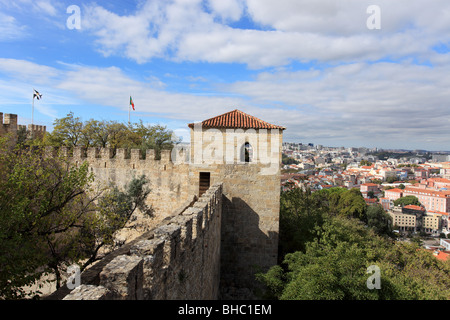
xmin=0 ymin=112 xmax=18 ymax=136
xmin=54 ymin=183 xmax=222 ymax=300
xmin=43 ymin=122 xmax=282 ymax=299
xmin=0 ymin=112 xmax=46 ymax=139
xmin=55 ymin=146 xmax=194 ymax=220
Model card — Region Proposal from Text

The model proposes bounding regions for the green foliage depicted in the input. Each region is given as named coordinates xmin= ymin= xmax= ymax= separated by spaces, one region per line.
xmin=319 ymin=187 xmax=368 ymax=222
xmin=367 ymin=205 xmax=394 ymax=237
xmin=360 ymin=160 xmax=372 ymax=166
xmin=386 ymin=175 xmax=399 ymax=183
xmin=394 ymin=195 xmax=421 ymax=207
xmin=259 ymin=214 xmax=450 ymax=300
xmin=371 ymin=179 xmax=382 ymax=185
xmin=0 ymin=137 xmax=92 ymax=298
xmin=47 ymin=111 xmax=83 ymax=147
xmin=258 ymin=186 xmax=450 ymax=300
xmin=282 ymin=154 xmax=299 ymax=165
xmin=278 ymin=188 xmax=326 ymax=259
xmin=278 ymin=186 xmax=368 ymax=260
xmin=0 ymin=136 xmax=152 ymax=299
xmin=42 ymin=112 xmax=178 ymax=158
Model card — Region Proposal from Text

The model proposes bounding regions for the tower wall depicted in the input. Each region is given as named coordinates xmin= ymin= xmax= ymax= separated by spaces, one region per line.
xmin=189 ymin=126 xmax=283 ymax=297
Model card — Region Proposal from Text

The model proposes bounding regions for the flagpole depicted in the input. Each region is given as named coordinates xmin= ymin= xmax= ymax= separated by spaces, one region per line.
xmin=32 ymin=88 xmax=34 ymax=126
xmin=128 ymin=102 xmax=130 ymax=124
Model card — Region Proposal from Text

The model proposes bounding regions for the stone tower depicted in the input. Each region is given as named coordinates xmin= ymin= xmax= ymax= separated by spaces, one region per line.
xmin=187 ymin=109 xmax=285 ymax=296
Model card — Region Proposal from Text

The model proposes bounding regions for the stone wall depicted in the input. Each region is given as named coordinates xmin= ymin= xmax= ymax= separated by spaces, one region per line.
xmin=47 ymin=146 xmax=193 ymax=221
xmin=188 ymin=127 xmax=282 ymax=297
xmin=0 ymin=112 xmax=46 ymax=139
xmin=0 ymin=112 xmax=18 ymax=135
xmin=49 ymin=183 xmax=222 ymax=300
xmin=43 ymin=124 xmax=282 ymax=299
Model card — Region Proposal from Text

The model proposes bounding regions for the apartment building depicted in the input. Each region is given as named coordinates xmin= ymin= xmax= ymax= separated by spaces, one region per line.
xmin=388 ymin=206 xmax=446 ymax=234
xmin=379 ymin=197 xmax=392 ymax=211
xmin=403 ymin=187 xmax=450 ymax=213
xmin=423 ymin=214 xmax=441 ymax=234
xmin=360 ymin=183 xmax=381 ymax=198
xmin=384 ymin=188 xmax=403 ymax=201
xmin=389 ymin=209 xmax=416 ymax=232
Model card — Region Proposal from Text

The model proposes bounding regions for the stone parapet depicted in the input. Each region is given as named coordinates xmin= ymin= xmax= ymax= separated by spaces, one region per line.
xmin=59 ymin=183 xmax=222 ymax=300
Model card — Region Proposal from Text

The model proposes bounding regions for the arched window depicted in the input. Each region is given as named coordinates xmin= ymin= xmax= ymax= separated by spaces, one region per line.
xmin=240 ymin=142 xmax=253 ymax=163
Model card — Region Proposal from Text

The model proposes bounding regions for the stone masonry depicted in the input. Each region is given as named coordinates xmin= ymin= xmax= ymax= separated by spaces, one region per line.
xmin=54 ymin=183 xmax=222 ymax=300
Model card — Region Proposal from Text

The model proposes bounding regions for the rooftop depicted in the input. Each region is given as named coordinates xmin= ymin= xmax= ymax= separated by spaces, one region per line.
xmin=403 ymin=205 xmax=425 ymax=211
xmin=188 ymin=109 xmax=286 ymax=130
xmin=385 ymin=188 xmax=403 ymax=193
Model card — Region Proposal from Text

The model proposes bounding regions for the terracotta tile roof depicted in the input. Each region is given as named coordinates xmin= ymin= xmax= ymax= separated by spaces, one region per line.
xmin=188 ymin=109 xmax=286 ymax=130
xmin=436 ymin=251 xmax=450 ymax=261
xmin=404 ymin=187 xmax=450 ymax=198
xmin=403 ymin=205 xmax=425 ymax=211
xmin=427 ymin=210 xmax=449 ymax=216
xmin=385 ymin=188 xmax=403 ymax=193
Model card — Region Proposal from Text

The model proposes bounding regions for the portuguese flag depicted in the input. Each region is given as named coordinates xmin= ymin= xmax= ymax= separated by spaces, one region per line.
xmin=130 ymin=96 xmax=135 ymax=110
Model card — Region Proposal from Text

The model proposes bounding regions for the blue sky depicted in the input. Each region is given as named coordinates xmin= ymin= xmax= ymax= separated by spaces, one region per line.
xmin=1 ymin=0 xmax=450 ymax=151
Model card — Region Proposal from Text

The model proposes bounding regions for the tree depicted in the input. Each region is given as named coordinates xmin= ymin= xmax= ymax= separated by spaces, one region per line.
xmin=386 ymin=176 xmax=398 ymax=183
xmin=257 ymin=215 xmax=450 ymax=300
xmin=47 ymin=112 xmax=83 ymax=147
xmin=40 ymin=113 xmax=177 ymax=159
xmin=331 ymin=188 xmax=367 ymax=222
xmin=360 ymin=160 xmax=372 ymax=166
xmin=367 ymin=205 xmax=393 ymax=237
xmin=129 ymin=120 xmax=176 ymax=159
xmin=277 ymin=186 xmax=370 ymax=261
xmin=257 ymin=216 xmax=388 ymax=300
xmin=0 ymin=136 xmax=152 ymax=298
xmin=282 ymin=154 xmax=299 ymax=165
xmin=278 ymin=188 xmax=326 ymax=259
xmin=394 ymin=195 xmax=421 ymax=207
xmin=257 ymin=184 xmax=450 ymax=300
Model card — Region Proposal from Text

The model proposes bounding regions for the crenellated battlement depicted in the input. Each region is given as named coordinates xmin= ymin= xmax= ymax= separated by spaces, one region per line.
xmin=0 ymin=112 xmax=47 ymax=139
xmin=27 ymin=124 xmax=47 ymax=132
xmin=52 ymin=183 xmax=223 ymax=300
xmin=44 ymin=146 xmax=189 ymax=167
xmin=0 ymin=112 xmax=18 ymax=135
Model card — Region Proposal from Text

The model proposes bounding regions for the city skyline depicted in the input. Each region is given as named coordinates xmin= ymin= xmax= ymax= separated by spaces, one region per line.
xmin=1 ymin=1 xmax=450 ymax=150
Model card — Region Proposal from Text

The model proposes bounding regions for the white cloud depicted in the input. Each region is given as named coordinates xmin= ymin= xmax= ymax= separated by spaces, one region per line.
xmin=35 ymin=0 xmax=57 ymax=16
xmin=207 ymin=0 xmax=244 ymax=22
xmin=0 ymin=0 xmax=59 ymax=16
xmin=224 ymin=60 xmax=450 ymax=149
xmin=76 ymin=0 xmax=450 ymax=68
xmin=0 ymin=12 xmax=27 ymax=41
xmin=0 ymin=58 xmax=60 ymax=84
xmin=1 ymin=56 xmax=450 ymax=149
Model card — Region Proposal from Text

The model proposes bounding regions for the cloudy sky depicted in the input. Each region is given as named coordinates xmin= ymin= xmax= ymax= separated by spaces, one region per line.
xmin=1 ymin=0 xmax=450 ymax=150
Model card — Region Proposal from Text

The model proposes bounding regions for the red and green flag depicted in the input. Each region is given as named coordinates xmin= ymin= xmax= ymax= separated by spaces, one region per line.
xmin=130 ymin=96 xmax=135 ymax=110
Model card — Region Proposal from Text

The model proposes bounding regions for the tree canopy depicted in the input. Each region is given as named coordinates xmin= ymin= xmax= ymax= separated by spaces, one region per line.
xmin=257 ymin=186 xmax=450 ymax=300
xmin=0 ymin=135 xmax=152 ymax=299
xmin=393 ymin=195 xmax=421 ymax=207
xmin=33 ymin=112 xmax=178 ymax=159
xmin=258 ymin=214 xmax=450 ymax=300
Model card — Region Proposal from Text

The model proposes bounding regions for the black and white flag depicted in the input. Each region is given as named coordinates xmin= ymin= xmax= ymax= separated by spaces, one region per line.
xmin=33 ymin=89 xmax=42 ymax=100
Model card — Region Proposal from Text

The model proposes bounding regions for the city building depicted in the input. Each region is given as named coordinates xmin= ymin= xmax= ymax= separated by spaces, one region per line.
xmin=389 ymin=209 xmax=417 ymax=232
xmin=402 ymin=187 xmax=450 ymax=213
xmin=384 ymin=188 xmax=403 ymax=201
